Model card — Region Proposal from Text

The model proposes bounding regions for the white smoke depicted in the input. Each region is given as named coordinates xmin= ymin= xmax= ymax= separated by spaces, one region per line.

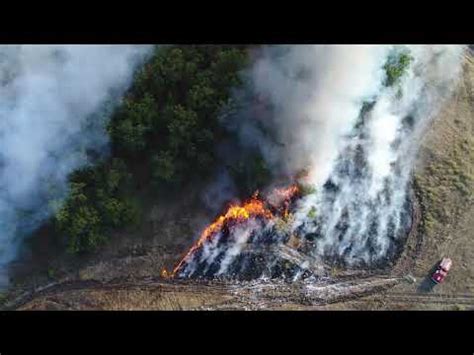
xmin=243 ymin=45 xmax=390 ymax=186
xmin=200 ymin=168 xmax=238 ymax=214
xmin=178 ymin=45 xmax=466 ymax=279
xmin=0 ymin=45 xmax=152 ymax=286
xmin=289 ymin=45 xmax=465 ymax=265
xmin=217 ymin=222 xmax=254 ymax=275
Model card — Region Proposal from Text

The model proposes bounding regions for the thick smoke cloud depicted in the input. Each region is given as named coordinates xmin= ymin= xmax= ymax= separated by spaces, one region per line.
xmin=254 ymin=45 xmax=465 ymax=266
xmin=232 ymin=45 xmax=390 ymax=185
xmin=190 ymin=45 xmax=466 ymax=278
xmin=0 ymin=45 xmax=151 ymax=286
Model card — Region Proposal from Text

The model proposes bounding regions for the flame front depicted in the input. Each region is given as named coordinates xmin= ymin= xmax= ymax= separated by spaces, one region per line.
xmin=273 ymin=185 xmax=300 ymax=200
xmin=168 ymin=184 xmax=300 ymax=278
xmin=171 ymin=194 xmax=274 ymax=276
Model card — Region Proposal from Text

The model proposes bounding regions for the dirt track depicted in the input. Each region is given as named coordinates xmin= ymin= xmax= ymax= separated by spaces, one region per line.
xmin=380 ymin=292 xmax=474 ymax=306
xmin=7 ymin=275 xmax=400 ymax=310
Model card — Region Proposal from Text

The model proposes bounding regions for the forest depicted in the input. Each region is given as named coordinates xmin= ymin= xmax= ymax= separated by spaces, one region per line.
xmin=52 ymin=45 xmax=273 ymax=253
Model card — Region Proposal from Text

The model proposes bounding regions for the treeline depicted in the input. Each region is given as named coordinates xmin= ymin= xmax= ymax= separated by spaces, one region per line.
xmin=109 ymin=45 xmax=248 ymax=184
xmin=54 ymin=45 xmax=251 ymax=253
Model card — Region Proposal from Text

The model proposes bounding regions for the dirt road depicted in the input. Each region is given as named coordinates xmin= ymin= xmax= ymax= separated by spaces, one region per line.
xmin=6 ymin=275 xmax=399 ymax=310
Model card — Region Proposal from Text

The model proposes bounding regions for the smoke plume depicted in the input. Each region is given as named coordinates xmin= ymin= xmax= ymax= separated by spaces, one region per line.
xmin=176 ymin=45 xmax=465 ymax=279
xmin=290 ymin=45 xmax=464 ymax=266
xmin=0 ymin=45 xmax=151 ymax=286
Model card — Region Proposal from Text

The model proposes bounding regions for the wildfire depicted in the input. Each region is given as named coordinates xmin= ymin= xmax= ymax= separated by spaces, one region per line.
xmin=267 ymin=184 xmax=300 ymax=218
xmin=272 ymin=184 xmax=300 ymax=202
xmin=171 ymin=193 xmax=274 ymax=277
xmin=167 ymin=184 xmax=301 ymax=278
xmin=161 ymin=269 xmax=171 ymax=279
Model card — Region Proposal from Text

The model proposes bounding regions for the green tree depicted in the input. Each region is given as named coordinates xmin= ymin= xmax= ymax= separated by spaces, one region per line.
xmin=383 ymin=51 xmax=413 ymax=87
xmin=167 ymin=105 xmax=199 ymax=157
xmin=109 ymin=95 xmax=158 ymax=154
xmin=55 ymin=182 xmax=105 ymax=253
xmin=151 ymin=150 xmax=176 ymax=183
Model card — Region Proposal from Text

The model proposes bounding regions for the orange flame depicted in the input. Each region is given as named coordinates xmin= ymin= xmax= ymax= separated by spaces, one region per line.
xmin=171 ymin=184 xmax=300 ymax=277
xmin=268 ymin=184 xmax=300 ymax=218
xmin=172 ymin=194 xmax=274 ymax=276
xmin=272 ymin=184 xmax=300 ymax=201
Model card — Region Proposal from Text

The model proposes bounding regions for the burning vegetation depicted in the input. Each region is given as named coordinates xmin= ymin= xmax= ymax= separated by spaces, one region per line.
xmin=165 ymin=46 xmax=464 ymax=283
xmin=170 ymin=184 xmax=302 ymax=280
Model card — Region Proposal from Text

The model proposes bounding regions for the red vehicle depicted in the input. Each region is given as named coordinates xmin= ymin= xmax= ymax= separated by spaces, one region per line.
xmin=431 ymin=257 xmax=452 ymax=284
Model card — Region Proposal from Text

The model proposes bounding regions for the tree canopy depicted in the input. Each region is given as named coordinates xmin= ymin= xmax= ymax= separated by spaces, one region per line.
xmin=54 ymin=45 xmax=254 ymax=253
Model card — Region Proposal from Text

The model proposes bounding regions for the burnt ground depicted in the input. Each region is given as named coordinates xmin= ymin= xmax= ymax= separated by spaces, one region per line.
xmin=1 ymin=51 xmax=473 ymax=311
xmin=320 ymin=53 xmax=474 ymax=310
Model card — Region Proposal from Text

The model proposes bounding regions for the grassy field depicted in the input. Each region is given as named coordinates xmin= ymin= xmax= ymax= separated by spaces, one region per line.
xmin=411 ymin=54 xmax=474 ymax=296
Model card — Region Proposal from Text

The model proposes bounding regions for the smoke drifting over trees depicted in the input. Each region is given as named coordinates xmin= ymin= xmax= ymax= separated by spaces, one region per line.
xmin=0 ymin=45 xmax=151 ymax=286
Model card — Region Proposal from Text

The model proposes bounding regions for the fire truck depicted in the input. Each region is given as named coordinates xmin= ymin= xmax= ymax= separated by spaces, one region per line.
xmin=431 ymin=257 xmax=452 ymax=284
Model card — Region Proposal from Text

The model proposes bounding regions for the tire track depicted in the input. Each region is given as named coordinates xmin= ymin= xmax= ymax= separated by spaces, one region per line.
xmin=6 ymin=275 xmax=402 ymax=310
xmin=376 ymin=291 xmax=474 ymax=306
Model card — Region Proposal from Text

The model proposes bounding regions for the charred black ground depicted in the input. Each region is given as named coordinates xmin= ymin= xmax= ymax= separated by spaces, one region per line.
xmin=174 ymin=97 xmax=417 ymax=281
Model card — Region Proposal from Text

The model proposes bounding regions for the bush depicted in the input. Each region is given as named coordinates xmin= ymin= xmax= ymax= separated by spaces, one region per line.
xmin=57 ymin=201 xmax=104 ymax=254
xmin=151 ymin=150 xmax=176 ymax=183
xmin=383 ymin=51 xmax=413 ymax=87
xmin=109 ymin=95 xmax=157 ymax=154
xmin=298 ymin=183 xmax=317 ymax=196
xmin=55 ymin=159 xmax=136 ymax=253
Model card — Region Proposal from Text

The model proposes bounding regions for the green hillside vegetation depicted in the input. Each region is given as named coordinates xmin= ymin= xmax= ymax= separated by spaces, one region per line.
xmin=53 ymin=45 xmax=272 ymax=253
xmin=383 ymin=51 xmax=413 ymax=87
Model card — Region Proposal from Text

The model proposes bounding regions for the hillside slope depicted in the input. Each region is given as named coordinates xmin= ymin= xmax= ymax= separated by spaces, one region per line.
xmin=5 ymin=50 xmax=474 ymax=311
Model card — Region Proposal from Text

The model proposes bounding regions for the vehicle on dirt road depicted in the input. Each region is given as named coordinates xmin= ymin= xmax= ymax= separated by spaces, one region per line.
xmin=431 ymin=257 xmax=452 ymax=284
